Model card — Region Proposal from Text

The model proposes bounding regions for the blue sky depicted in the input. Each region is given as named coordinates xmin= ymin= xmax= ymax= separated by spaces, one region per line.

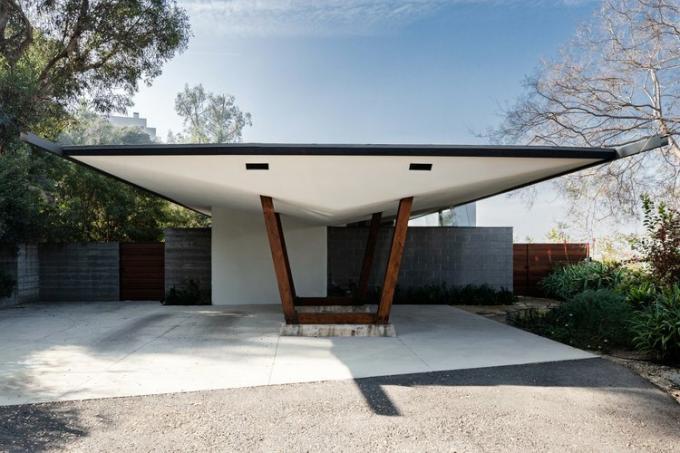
xmin=132 ymin=0 xmax=613 ymax=240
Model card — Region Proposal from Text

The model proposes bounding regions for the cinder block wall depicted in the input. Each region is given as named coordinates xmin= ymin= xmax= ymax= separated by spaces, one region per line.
xmin=0 ymin=245 xmax=18 ymax=307
xmin=16 ymin=245 xmax=39 ymax=302
xmin=164 ymin=228 xmax=211 ymax=296
xmin=328 ymin=226 xmax=513 ymax=291
xmin=39 ymin=243 xmax=119 ymax=301
xmin=0 ymin=244 xmax=40 ymax=307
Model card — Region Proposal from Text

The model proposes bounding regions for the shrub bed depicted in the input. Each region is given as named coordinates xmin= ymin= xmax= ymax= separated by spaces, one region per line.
xmin=508 ymin=289 xmax=635 ymax=352
xmin=510 ymin=197 xmax=680 ymax=364
xmin=163 ymin=279 xmax=210 ymax=305
xmin=540 ymin=260 xmax=628 ymax=301
xmin=0 ymin=270 xmax=15 ymax=299
xmin=631 ymin=286 xmax=680 ymax=364
xmin=394 ymin=283 xmax=515 ymax=305
xmin=363 ymin=283 xmax=515 ymax=305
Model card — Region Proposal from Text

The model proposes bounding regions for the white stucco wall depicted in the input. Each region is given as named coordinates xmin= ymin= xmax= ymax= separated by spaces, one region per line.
xmin=211 ymin=207 xmax=327 ymax=305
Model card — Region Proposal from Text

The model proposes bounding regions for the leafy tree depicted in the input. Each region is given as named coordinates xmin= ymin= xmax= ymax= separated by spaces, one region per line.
xmin=493 ymin=0 xmax=680 ymax=222
xmin=0 ymin=1 xmax=198 ymax=242
xmin=545 ymin=221 xmax=572 ymax=243
xmin=0 ymin=150 xmax=47 ymax=242
xmin=634 ymin=195 xmax=680 ymax=285
xmin=0 ymin=0 xmax=190 ymax=147
xmin=45 ymin=104 xmax=209 ymax=242
xmin=171 ymin=84 xmax=252 ymax=143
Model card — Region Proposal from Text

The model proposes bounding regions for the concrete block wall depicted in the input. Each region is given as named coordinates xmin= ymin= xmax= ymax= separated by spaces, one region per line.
xmin=0 ymin=245 xmax=18 ymax=307
xmin=164 ymin=228 xmax=211 ymax=297
xmin=16 ymin=245 xmax=39 ymax=302
xmin=39 ymin=243 xmax=119 ymax=301
xmin=0 ymin=244 xmax=40 ymax=307
xmin=328 ymin=226 xmax=513 ymax=292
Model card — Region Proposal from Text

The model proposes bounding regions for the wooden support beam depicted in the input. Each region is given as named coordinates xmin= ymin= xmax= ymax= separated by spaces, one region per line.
xmin=296 ymin=296 xmax=355 ymax=306
xmin=260 ymin=196 xmax=297 ymax=324
xmin=356 ymin=212 xmax=382 ymax=302
xmin=275 ymin=213 xmax=296 ymax=299
xmin=376 ymin=197 xmax=413 ymax=324
xmin=297 ymin=312 xmax=377 ymax=324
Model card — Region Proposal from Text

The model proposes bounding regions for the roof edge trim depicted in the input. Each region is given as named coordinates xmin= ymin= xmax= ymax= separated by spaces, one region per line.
xmin=615 ymin=135 xmax=669 ymax=158
xmin=20 ymin=132 xmax=62 ymax=155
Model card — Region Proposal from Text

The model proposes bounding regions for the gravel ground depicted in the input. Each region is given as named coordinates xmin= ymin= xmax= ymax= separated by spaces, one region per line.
xmin=1 ymin=358 xmax=679 ymax=453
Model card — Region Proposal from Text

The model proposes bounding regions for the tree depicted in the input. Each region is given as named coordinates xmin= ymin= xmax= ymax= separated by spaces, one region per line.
xmin=493 ymin=0 xmax=680 ymax=224
xmin=171 ymin=84 xmax=252 ymax=143
xmin=0 ymin=150 xmax=46 ymax=242
xmin=45 ymin=104 xmax=209 ymax=242
xmin=546 ymin=222 xmax=572 ymax=243
xmin=634 ymin=194 xmax=680 ymax=285
xmin=0 ymin=0 xmax=190 ymax=148
xmin=0 ymin=1 xmax=195 ymax=242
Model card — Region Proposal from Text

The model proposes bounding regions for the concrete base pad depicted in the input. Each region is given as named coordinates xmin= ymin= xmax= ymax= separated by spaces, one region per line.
xmin=295 ymin=305 xmax=376 ymax=313
xmin=280 ymin=323 xmax=396 ymax=337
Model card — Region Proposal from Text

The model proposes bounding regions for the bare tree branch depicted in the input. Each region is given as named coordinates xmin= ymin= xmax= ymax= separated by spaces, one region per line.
xmin=491 ymin=0 xmax=680 ymax=224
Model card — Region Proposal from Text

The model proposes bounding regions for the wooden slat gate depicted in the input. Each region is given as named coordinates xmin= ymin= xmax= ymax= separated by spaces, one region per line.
xmin=119 ymin=243 xmax=165 ymax=301
xmin=513 ymin=243 xmax=590 ymax=296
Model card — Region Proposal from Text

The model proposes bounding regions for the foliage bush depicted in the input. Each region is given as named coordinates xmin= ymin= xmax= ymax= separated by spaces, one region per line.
xmin=522 ymin=196 xmax=680 ymax=361
xmin=540 ymin=260 xmax=628 ymax=300
xmin=163 ymin=279 xmax=209 ymax=306
xmin=618 ymin=274 xmax=659 ymax=308
xmin=508 ymin=289 xmax=635 ymax=352
xmin=631 ymin=286 xmax=680 ymax=364
xmin=390 ymin=283 xmax=515 ymax=305
xmin=0 ymin=270 xmax=15 ymax=299
xmin=633 ymin=195 xmax=680 ymax=286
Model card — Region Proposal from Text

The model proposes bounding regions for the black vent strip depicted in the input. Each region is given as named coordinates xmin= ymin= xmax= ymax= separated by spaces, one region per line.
xmin=246 ymin=162 xmax=269 ymax=170
xmin=409 ymin=163 xmax=432 ymax=171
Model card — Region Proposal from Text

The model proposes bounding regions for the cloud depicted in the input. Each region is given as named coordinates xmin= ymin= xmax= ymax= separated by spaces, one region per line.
xmin=182 ymin=0 xmax=592 ymax=37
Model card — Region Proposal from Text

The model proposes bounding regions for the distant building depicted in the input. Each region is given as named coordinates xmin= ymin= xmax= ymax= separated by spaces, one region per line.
xmin=106 ymin=112 xmax=157 ymax=140
xmin=409 ymin=203 xmax=476 ymax=227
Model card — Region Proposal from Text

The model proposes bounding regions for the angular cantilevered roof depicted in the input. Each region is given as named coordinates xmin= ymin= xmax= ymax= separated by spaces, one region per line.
xmin=21 ymin=134 xmax=667 ymax=225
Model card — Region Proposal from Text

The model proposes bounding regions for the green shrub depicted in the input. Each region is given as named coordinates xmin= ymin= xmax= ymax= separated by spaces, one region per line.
xmin=540 ymin=260 xmax=628 ymax=300
xmin=633 ymin=195 xmax=680 ymax=286
xmin=163 ymin=279 xmax=209 ymax=305
xmin=0 ymin=270 xmax=15 ymax=298
xmin=508 ymin=289 xmax=635 ymax=352
xmin=367 ymin=283 xmax=515 ymax=305
xmin=631 ymin=285 xmax=680 ymax=364
xmin=448 ymin=284 xmax=515 ymax=305
xmin=621 ymin=278 xmax=659 ymax=308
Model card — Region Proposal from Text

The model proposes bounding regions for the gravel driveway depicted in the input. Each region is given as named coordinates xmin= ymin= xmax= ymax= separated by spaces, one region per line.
xmin=1 ymin=358 xmax=679 ymax=452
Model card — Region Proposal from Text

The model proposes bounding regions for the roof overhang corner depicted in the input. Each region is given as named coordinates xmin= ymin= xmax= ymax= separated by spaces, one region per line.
xmin=615 ymin=135 xmax=669 ymax=159
xmin=20 ymin=132 xmax=62 ymax=156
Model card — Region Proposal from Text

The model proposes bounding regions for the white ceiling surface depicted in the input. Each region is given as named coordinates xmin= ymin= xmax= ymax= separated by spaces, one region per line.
xmin=73 ymin=154 xmax=602 ymax=224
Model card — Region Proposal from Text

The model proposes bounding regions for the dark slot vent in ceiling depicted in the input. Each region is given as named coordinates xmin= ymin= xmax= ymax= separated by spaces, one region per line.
xmin=409 ymin=163 xmax=432 ymax=171
xmin=246 ymin=163 xmax=269 ymax=170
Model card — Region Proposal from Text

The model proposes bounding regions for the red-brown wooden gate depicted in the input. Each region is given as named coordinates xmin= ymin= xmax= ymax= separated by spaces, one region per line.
xmin=119 ymin=243 xmax=165 ymax=301
xmin=513 ymin=243 xmax=590 ymax=296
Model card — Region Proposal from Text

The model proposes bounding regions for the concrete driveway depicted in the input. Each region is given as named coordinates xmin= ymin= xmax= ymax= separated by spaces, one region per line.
xmin=0 ymin=301 xmax=594 ymax=405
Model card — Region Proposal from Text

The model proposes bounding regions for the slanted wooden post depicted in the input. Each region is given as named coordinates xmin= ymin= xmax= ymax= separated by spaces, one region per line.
xmin=275 ymin=213 xmax=296 ymax=299
xmin=356 ymin=212 xmax=382 ymax=302
xmin=376 ymin=197 xmax=413 ymax=324
xmin=261 ymin=196 xmax=297 ymax=324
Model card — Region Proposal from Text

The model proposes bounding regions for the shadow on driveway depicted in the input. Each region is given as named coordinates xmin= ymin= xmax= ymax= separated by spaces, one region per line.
xmin=0 ymin=404 xmax=87 ymax=452
xmin=354 ymin=357 xmax=678 ymax=417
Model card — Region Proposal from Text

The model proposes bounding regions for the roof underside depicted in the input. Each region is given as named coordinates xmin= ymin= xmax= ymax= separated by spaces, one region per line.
xmin=60 ymin=143 xmax=616 ymax=225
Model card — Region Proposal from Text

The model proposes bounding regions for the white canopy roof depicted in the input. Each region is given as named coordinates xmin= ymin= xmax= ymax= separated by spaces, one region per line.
xmin=22 ymin=136 xmax=667 ymax=225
